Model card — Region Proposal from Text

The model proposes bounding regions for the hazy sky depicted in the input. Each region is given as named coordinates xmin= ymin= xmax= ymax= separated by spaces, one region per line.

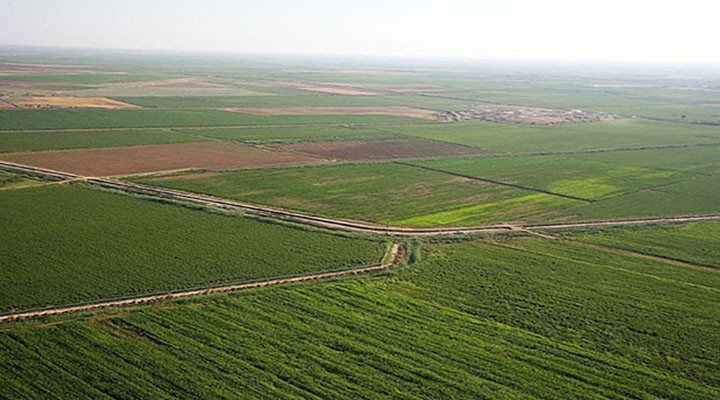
xmin=2 ymin=0 xmax=719 ymax=63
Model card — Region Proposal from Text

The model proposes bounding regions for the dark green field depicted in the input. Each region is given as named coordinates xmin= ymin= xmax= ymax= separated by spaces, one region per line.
xmin=566 ymin=221 xmax=720 ymax=269
xmin=1 ymin=236 xmax=719 ymax=399
xmin=0 ymin=129 xmax=206 ymax=153
xmin=0 ymin=184 xmax=385 ymax=312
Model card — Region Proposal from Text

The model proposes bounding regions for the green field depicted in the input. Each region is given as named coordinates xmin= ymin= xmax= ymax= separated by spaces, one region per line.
xmin=415 ymin=154 xmax=690 ymax=200
xmin=174 ymin=125 xmax=405 ymax=144
xmin=0 ymin=184 xmax=386 ymax=312
xmin=565 ymin=221 xmax=720 ymax=268
xmin=389 ymin=119 xmax=720 ymax=153
xmin=0 ymin=109 xmax=423 ymax=131
xmin=561 ymin=175 xmax=720 ymax=220
xmin=135 ymin=163 xmax=579 ymax=226
xmin=1 ymin=237 xmax=718 ymax=398
xmin=0 ymin=129 xmax=206 ymax=153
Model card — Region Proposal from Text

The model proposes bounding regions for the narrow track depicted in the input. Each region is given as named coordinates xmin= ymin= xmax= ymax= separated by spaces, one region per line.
xmin=0 ymin=244 xmax=403 ymax=322
xmin=3 ymin=160 xmax=720 ymax=237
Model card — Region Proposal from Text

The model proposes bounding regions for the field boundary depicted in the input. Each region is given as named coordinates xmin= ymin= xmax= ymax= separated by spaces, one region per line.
xmin=0 ymin=244 xmax=403 ymax=322
xmin=394 ymin=161 xmax=595 ymax=203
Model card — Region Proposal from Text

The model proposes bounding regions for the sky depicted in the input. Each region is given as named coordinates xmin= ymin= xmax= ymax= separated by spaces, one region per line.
xmin=1 ymin=0 xmax=719 ymax=63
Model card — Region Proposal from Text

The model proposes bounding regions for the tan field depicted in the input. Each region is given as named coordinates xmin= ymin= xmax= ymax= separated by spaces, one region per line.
xmin=221 ymin=106 xmax=439 ymax=120
xmin=17 ymin=96 xmax=139 ymax=109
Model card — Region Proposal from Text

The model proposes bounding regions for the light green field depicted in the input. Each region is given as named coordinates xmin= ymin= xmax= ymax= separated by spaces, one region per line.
xmin=415 ymin=155 xmax=690 ymax=200
xmin=174 ymin=125 xmax=404 ymax=144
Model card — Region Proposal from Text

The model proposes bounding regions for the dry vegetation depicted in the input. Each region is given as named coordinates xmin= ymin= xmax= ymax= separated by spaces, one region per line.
xmin=222 ymin=106 xmax=439 ymax=120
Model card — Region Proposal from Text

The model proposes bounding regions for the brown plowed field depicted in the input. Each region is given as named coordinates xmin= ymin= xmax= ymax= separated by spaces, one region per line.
xmin=2 ymin=142 xmax=323 ymax=176
xmin=16 ymin=96 xmax=138 ymax=109
xmin=221 ymin=106 xmax=438 ymax=120
xmin=272 ymin=139 xmax=489 ymax=161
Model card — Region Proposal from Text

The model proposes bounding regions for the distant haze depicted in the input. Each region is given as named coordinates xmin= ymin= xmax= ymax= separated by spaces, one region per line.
xmin=2 ymin=0 xmax=719 ymax=63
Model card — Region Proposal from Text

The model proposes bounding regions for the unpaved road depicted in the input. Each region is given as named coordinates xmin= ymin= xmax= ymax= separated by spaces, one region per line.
xmin=0 ymin=244 xmax=403 ymax=322
xmin=3 ymin=161 xmax=720 ymax=237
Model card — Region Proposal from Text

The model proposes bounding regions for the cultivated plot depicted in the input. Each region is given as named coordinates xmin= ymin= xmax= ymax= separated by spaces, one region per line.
xmin=272 ymin=138 xmax=490 ymax=161
xmin=0 ymin=129 xmax=206 ymax=153
xmin=135 ymin=162 xmax=580 ymax=226
xmin=0 ymin=184 xmax=386 ymax=312
xmin=2 ymin=141 xmax=322 ymax=176
xmin=389 ymin=119 xmax=720 ymax=153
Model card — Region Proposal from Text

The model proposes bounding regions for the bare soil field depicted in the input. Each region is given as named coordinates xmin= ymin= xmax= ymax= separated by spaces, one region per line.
xmin=272 ymin=138 xmax=489 ymax=161
xmin=222 ymin=106 xmax=439 ymax=120
xmin=440 ymin=106 xmax=618 ymax=125
xmin=2 ymin=142 xmax=323 ymax=176
xmin=16 ymin=96 xmax=138 ymax=109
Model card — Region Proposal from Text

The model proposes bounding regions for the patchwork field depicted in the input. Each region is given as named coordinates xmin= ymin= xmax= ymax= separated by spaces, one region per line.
xmin=136 ymin=162 xmax=580 ymax=226
xmin=2 ymin=142 xmax=322 ymax=176
xmin=272 ymin=138 xmax=489 ymax=161
xmin=1 ymin=50 xmax=719 ymax=399
xmin=415 ymin=154 xmax=692 ymax=200
xmin=0 ymin=184 xmax=386 ymax=312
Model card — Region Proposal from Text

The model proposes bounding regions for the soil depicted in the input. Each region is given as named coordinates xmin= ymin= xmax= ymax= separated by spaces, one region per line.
xmin=2 ymin=142 xmax=323 ymax=176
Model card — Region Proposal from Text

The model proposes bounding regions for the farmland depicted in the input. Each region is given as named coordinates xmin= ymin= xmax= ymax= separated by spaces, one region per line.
xmin=388 ymin=119 xmax=720 ymax=153
xmin=2 ymin=142 xmax=323 ymax=176
xmin=135 ymin=162 xmax=579 ymax=226
xmin=1 ymin=237 xmax=718 ymax=398
xmin=0 ymin=183 xmax=386 ymax=312
xmin=272 ymin=138 xmax=489 ymax=161
xmin=565 ymin=221 xmax=720 ymax=268
xmin=0 ymin=129 xmax=206 ymax=153
xmin=1 ymin=46 xmax=719 ymax=399
xmin=0 ymin=109 xmax=422 ymax=131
